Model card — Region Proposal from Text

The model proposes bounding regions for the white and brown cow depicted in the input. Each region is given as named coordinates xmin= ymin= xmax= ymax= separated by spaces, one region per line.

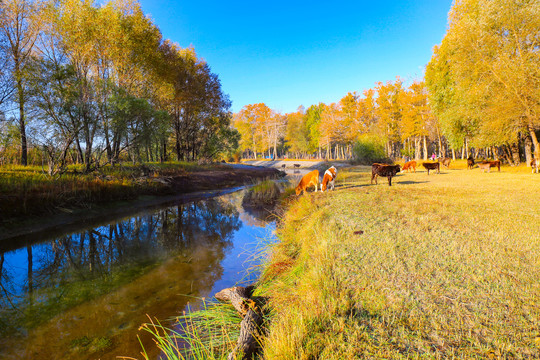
xmin=320 ymin=166 xmax=337 ymax=191
xmin=531 ymin=158 xmax=539 ymax=174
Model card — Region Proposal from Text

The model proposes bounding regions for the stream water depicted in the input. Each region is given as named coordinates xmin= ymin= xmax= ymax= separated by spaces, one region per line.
xmin=0 ymin=189 xmax=276 ymax=360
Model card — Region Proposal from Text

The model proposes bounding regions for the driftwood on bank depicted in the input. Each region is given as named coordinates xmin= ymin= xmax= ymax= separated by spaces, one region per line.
xmin=215 ymin=286 xmax=263 ymax=360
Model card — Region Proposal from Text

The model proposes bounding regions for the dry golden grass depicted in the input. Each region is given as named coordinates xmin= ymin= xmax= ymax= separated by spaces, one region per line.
xmin=258 ymin=162 xmax=540 ymax=359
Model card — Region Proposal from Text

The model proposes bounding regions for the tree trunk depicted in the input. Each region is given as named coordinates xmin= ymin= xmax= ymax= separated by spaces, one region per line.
xmin=528 ymin=122 xmax=540 ymax=159
xmin=423 ymin=136 xmax=428 ymax=160
xmin=17 ymin=77 xmax=28 ymax=166
xmin=525 ymin=135 xmax=532 ymax=166
xmin=215 ymin=286 xmax=263 ymax=360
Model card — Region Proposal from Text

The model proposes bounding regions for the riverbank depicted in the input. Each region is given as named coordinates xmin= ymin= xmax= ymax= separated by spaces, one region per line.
xmin=255 ymin=163 xmax=540 ymax=358
xmin=0 ymin=162 xmax=282 ymax=242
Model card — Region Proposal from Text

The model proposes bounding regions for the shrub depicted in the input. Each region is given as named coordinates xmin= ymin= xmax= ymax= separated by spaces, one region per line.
xmin=352 ymin=135 xmax=388 ymax=164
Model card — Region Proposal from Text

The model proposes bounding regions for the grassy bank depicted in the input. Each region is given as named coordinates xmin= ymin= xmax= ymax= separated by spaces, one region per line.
xmin=0 ymin=162 xmax=249 ymax=221
xmin=257 ymin=161 xmax=540 ymax=358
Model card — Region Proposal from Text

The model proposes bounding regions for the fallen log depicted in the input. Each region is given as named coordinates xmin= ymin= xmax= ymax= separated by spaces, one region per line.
xmin=215 ymin=286 xmax=263 ymax=360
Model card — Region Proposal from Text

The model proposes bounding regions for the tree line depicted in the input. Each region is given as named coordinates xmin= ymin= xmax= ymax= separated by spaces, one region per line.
xmin=234 ymin=80 xmax=442 ymax=162
xmin=234 ymin=0 xmax=540 ymax=166
xmin=0 ymin=0 xmax=239 ymax=173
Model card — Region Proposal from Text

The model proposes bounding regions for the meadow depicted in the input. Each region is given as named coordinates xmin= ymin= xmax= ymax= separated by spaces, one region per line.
xmin=257 ymin=161 xmax=540 ymax=359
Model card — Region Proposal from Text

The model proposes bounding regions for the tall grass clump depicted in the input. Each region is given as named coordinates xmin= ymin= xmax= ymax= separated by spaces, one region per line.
xmin=137 ymin=302 xmax=243 ymax=360
xmin=242 ymin=179 xmax=281 ymax=208
xmin=257 ymin=166 xmax=540 ymax=359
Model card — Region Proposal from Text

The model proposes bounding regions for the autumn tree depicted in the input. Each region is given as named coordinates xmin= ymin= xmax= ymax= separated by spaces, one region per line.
xmin=374 ymin=79 xmax=404 ymax=158
xmin=284 ymin=107 xmax=310 ymax=158
xmin=427 ymin=0 xmax=540 ymax=164
xmin=304 ymin=103 xmax=323 ymax=157
xmin=0 ymin=0 xmax=42 ymax=165
xmin=233 ymin=103 xmax=277 ymax=159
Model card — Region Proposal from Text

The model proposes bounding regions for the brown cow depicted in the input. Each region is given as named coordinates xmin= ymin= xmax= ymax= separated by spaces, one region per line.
xmin=402 ymin=160 xmax=417 ymax=173
xmin=422 ymin=162 xmax=440 ymax=175
xmin=478 ymin=162 xmax=491 ymax=173
xmin=531 ymin=159 xmax=539 ymax=174
xmin=480 ymin=160 xmax=501 ymax=172
xmin=295 ymin=169 xmax=319 ymax=195
xmin=371 ymin=163 xmax=401 ymax=186
xmin=439 ymin=157 xmax=451 ymax=168
xmin=467 ymin=156 xmax=475 ymax=170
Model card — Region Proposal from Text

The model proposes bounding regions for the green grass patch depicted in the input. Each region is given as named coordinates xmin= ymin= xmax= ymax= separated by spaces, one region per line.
xmin=258 ymin=165 xmax=540 ymax=358
xmin=70 ymin=335 xmax=112 ymax=353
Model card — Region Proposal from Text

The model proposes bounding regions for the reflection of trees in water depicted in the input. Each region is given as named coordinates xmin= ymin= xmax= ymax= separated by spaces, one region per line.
xmin=0 ymin=198 xmax=241 ymax=339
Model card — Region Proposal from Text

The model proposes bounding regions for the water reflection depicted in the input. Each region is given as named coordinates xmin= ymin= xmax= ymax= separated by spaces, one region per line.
xmin=0 ymin=191 xmax=273 ymax=360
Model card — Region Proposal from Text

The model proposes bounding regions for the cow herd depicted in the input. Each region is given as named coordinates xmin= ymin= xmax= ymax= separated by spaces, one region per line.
xmin=295 ymin=156 xmax=538 ymax=195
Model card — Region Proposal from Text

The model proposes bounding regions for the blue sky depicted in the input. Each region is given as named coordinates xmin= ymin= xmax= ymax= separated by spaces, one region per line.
xmin=138 ymin=1 xmax=453 ymax=114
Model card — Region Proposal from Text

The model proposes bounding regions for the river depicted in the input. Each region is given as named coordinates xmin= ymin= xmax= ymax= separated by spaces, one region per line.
xmin=0 ymin=189 xmax=276 ymax=360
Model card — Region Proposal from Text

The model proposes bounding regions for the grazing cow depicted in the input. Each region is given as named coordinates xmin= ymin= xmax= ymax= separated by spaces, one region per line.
xmin=531 ymin=158 xmax=539 ymax=174
xmin=480 ymin=160 xmax=501 ymax=172
xmin=467 ymin=156 xmax=475 ymax=170
xmin=402 ymin=160 xmax=417 ymax=173
xmin=295 ymin=169 xmax=319 ymax=195
xmin=422 ymin=162 xmax=440 ymax=175
xmin=439 ymin=157 xmax=451 ymax=168
xmin=478 ymin=162 xmax=491 ymax=173
xmin=320 ymin=166 xmax=337 ymax=191
xmin=371 ymin=163 xmax=401 ymax=186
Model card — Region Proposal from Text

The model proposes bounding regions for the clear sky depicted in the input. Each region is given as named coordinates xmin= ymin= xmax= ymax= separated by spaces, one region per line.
xmin=137 ymin=1 xmax=453 ymax=114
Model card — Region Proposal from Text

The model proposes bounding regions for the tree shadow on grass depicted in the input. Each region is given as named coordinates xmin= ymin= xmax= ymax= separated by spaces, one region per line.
xmin=334 ymin=183 xmax=371 ymax=191
xmin=395 ymin=180 xmax=430 ymax=185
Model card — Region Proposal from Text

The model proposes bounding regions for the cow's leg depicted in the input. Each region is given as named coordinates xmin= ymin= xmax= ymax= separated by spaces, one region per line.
xmin=388 ymin=176 xmax=392 ymax=186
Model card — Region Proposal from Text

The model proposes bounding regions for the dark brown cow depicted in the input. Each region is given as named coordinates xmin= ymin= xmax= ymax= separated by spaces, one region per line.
xmin=439 ymin=157 xmax=451 ymax=168
xmin=480 ymin=160 xmax=501 ymax=172
xmin=467 ymin=156 xmax=475 ymax=170
xmin=371 ymin=163 xmax=401 ymax=186
xmin=402 ymin=160 xmax=416 ymax=173
xmin=422 ymin=162 xmax=440 ymax=175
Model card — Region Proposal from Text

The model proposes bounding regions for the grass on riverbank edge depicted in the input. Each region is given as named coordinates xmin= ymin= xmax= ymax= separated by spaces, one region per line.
xmin=257 ymin=162 xmax=540 ymax=358
xmin=0 ymin=162 xmax=240 ymax=221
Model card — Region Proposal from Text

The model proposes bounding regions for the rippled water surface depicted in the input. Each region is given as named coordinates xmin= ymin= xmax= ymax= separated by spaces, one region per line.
xmin=0 ymin=189 xmax=276 ymax=360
